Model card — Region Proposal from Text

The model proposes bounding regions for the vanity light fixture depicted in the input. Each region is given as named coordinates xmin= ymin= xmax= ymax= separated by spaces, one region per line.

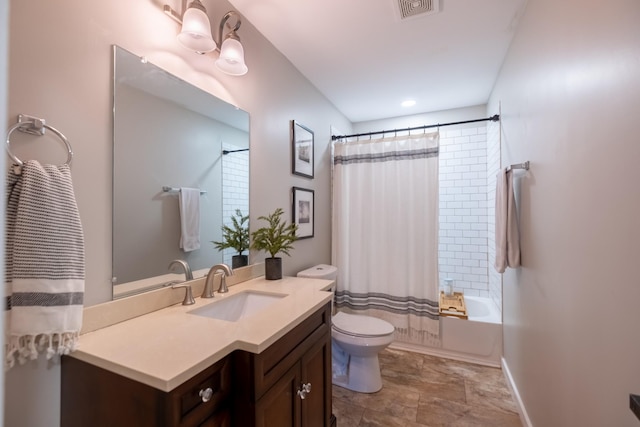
xmin=214 ymin=12 xmax=248 ymax=76
xmin=176 ymin=0 xmax=217 ymax=53
xmin=163 ymin=1 xmax=248 ymax=76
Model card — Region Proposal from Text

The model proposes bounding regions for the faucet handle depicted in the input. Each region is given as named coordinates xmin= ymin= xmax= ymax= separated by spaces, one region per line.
xmin=218 ymin=275 xmax=229 ymax=294
xmin=172 ymin=283 xmax=195 ymax=305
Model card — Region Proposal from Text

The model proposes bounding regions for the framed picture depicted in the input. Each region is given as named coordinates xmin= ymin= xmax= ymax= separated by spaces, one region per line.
xmin=291 ymin=121 xmax=314 ymax=178
xmin=292 ymin=187 xmax=314 ymax=239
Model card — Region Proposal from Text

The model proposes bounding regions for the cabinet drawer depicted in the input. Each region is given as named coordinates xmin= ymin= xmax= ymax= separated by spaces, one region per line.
xmin=169 ymin=356 xmax=232 ymax=427
xmin=234 ymin=302 xmax=331 ymax=401
xmin=62 ymin=355 xmax=231 ymax=427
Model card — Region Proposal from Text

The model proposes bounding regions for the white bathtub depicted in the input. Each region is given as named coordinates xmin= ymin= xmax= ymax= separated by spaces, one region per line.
xmin=463 ymin=295 xmax=501 ymax=324
xmin=391 ymin=295 xmax=503 ymax=367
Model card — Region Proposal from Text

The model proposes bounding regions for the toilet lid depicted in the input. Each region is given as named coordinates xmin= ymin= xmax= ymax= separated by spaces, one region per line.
xmin=332 ymin=311 xmax=395 ymax=337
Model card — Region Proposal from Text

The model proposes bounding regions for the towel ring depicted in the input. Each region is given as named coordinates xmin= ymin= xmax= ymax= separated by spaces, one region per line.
xmin=5 ymin=121 xmax=73 ymax=167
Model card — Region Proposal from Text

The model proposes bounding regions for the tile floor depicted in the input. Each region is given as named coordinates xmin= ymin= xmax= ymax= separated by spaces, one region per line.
xmin=332 ymin=347 xmax=522 ymax=427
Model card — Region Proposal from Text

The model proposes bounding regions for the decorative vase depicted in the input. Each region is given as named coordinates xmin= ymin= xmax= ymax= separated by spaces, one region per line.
xmin=264 ymin=257 xmax=282 ymax=280
xmin=232 ymin=255 xmax=248 ymax=269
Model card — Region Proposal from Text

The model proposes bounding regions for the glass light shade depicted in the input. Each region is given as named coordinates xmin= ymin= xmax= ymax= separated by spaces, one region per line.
xmin=177 ymin=7 xmax=216 ymax=53
xmin=215 ymin=37 xmax=248 ymax=76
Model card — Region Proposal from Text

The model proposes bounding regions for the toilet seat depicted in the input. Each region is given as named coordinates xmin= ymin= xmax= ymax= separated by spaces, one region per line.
xmin=332 ymin=311 xmax=395 ymax=338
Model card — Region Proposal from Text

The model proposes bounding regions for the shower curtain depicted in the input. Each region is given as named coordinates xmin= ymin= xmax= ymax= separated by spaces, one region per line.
xmin=332 ymin=132 xmax=441 ymax=345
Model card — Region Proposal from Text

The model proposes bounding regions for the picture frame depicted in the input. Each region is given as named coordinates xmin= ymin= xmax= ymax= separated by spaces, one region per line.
xmin=292 ymin=187 xmax=314 ymax=239
xmin=291 ymin=120 xmax=314 ymax=178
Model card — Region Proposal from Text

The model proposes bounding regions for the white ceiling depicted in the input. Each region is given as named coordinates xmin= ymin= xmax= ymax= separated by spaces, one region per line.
xmin=228 ymin=0 xmax=528 ymax=123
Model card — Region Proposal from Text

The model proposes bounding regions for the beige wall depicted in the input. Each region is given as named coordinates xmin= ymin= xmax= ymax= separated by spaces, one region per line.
xmin=5 ymin=1 xmax=351 ymax=425
xmin=489 ymin=0 xmax=640 ymax=425
xmin=353 ymin=105 xmax=488 ymax=134
xmin=1 ymin=0 xmax=7 ymax=423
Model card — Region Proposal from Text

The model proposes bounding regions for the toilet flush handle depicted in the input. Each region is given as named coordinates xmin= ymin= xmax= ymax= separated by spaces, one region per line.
xmin=297 ymin=383 xmax=312 ymax=399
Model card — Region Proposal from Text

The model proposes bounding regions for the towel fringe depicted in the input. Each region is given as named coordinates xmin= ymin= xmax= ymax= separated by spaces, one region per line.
xmin=5 ymin=332 xmax=80 ymax=369
xmin=394 ymin=326 xmax=442 ymax=347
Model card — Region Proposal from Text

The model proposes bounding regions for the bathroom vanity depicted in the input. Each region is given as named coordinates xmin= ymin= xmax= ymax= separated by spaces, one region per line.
xmin=60 ymin=276 xmax=335 ymax=427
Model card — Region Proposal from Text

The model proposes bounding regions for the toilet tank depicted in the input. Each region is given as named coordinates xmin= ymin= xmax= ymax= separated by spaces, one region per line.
xmin=297 ymin=264 xmax=337 ymax=281
xmin=298 ymin=264 xmax=338 ymax=314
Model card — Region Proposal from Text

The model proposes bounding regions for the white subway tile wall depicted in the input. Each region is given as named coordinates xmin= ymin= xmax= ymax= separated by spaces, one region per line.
xmin=438 ymin=126 xmax=494 ymax=299
xmin=221 ymin=143 xmax=250 ymax=266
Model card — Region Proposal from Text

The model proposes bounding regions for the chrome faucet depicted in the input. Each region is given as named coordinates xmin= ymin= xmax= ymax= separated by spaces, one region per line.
xmin=168 ymin=259 xmax=193 ymax=281
xmin=202 ymin=264 xmax=234 ymax=298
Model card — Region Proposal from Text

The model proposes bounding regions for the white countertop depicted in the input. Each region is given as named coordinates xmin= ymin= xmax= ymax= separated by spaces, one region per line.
xmin=71 ymin=276 xmax=333 ymax=392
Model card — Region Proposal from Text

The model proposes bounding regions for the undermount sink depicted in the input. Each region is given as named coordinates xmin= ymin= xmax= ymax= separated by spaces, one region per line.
xmin=188 ymin=291 xmax=286 ymax=322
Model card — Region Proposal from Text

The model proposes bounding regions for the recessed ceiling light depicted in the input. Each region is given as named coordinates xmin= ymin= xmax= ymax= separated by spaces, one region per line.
xmin=401 ymin=100 xmax=416 ymax=107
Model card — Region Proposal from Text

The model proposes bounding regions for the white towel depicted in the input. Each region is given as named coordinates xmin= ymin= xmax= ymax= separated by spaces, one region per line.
xmin=5 ymin=160 xmax=85 ymax=368
xmin=179 ymin=187 xmax=201 ymax=252
xmin=331 ymin=340 xmax=350 ymax=382
xmin=494 ymin=169 xmax=521 ymax=273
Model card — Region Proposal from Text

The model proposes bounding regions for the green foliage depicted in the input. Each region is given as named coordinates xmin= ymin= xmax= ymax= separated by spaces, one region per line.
xmin=212 ymin=209 xmax=250 ymax=255
xmin=250 ymin=208 xmax=298 ymax=258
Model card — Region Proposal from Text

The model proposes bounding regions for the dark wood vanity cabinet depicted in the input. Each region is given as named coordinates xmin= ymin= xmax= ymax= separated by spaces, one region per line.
xmin=233 ymin=302 xmax=333 ymax=427
xmin=61 ymin=302 xmax=333 ymax=427
xmin=61 ymin=352 xmax=232 ymax=427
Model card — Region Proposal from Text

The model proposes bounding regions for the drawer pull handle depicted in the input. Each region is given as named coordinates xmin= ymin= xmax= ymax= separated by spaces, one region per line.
xmin=199 ymin=387 xmax=213 ymax=403
xmin=297 ymin=383 xmax=312 ymax=400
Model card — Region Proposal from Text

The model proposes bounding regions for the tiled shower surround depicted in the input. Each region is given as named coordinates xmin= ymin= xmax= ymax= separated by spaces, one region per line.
xmin=438 ymin=125 xmax=501 ymax=314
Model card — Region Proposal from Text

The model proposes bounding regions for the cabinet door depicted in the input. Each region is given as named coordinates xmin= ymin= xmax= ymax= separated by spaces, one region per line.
xmin=198 ymin=409 xmax=231 ymax=427
xmin=300 ymin=330 xmax=332 ymax=427
xmin=255 ymin=363 xmax=301 ymax=427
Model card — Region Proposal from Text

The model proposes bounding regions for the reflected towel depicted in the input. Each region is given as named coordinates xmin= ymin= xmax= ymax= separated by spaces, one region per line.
xmin=5 ymin=160 xmax=85 ymax=368
xmin=331 ymin=340 xmax=350 ymax=381
xmin=494 ymin=169 xmax=521 ymax=273
xmin=179 ymin=188 xmax=201 ymax=252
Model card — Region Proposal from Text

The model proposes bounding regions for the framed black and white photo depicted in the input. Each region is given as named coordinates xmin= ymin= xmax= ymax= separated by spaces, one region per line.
xmin=292 ymin=187 xmax=314 ymax=239
xmin=291 ymin=121 xmax=314 ymax=178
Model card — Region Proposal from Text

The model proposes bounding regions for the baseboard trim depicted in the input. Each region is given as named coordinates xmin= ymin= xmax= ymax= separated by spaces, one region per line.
xmin=389 ymin=342 xmax=501 ymax=368
xmin=501 ymin=357 xmax=533 ymax=427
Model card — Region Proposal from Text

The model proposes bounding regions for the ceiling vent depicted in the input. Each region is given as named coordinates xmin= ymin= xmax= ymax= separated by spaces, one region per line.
xmin=396 ymin=0 xmax=440 ymax=20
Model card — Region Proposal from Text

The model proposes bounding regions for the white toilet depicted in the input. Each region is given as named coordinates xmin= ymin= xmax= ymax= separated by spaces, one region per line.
xmin=297 ymin=264 xmax=395 ymax=393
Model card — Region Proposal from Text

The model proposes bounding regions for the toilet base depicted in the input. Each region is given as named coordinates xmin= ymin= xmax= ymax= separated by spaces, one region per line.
xmin=333 ymin=354 xmax=382 ymax=393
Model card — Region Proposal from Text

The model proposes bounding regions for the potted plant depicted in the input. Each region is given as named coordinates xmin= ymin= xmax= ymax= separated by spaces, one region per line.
xmin=212 ymin=209 xmax=250 ymax=269
xmin=251 ymin=208 xmax=298 ymax=280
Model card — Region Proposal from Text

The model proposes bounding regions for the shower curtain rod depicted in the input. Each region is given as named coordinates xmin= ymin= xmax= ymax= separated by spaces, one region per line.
xmin=331 ymin=114 xmax=500 ymax=141
xmin=222 ymin=148 xmax=249 ymax=155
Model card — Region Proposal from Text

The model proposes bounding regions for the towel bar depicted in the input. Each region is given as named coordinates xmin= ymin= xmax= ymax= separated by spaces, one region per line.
xmin=162 ymin=186 xmax=207 ymax=195
xmin=506 ymin=161 xmax=529 ymax=172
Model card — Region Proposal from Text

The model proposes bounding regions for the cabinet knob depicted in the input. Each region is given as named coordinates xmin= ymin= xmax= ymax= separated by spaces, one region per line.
xmin=297 ymin=383 xmax=312 ymax=399
xmin=199 ymin=387 xmax=213 ymax=403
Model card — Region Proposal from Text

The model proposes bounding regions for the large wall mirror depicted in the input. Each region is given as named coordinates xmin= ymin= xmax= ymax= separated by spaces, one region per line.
xmin=112 ymin=46 xmax=250 ymax=298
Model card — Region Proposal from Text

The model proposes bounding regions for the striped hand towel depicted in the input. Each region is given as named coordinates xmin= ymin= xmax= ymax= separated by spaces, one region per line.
xmin=5 ymin=160 xmax=85 ymax=368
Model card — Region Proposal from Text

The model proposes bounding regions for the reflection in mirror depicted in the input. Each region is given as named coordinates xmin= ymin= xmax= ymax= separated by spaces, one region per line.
xmin=112 ymin=46 xmax=249 ymax=299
